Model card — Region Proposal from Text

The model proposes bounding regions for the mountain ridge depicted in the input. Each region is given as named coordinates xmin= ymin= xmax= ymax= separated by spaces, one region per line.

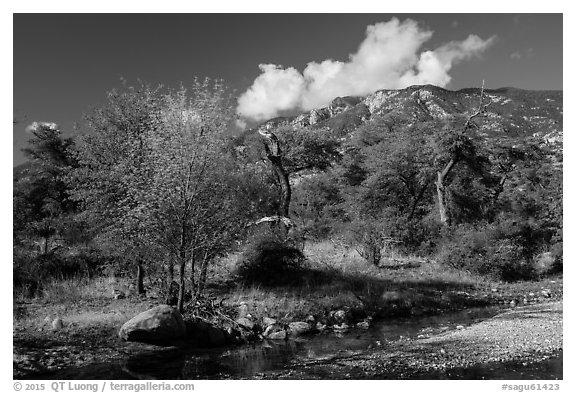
xmin=239 ymin=85 xmax=562 ymax=153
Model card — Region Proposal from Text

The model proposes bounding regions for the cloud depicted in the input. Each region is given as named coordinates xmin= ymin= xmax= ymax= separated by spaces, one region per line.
xmin=237 ymin=18 xmax=496 ymax=122
xmin=237 ymin=64 xmax=305 ymax=121
xmin=24 ymin=121 xmax=59 ymax=134
xmin=510 ymin=48 xmax=534 ymax=60
xmin=510 ymin=51 xmax=522 ymax=60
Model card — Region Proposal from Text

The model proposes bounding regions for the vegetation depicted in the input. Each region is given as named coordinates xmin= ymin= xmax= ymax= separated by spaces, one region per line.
xmin=14 ymin=81 xmax=562 ymax=323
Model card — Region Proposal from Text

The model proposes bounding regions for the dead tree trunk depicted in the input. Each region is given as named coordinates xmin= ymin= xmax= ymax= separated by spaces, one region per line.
xmin=258 ymin=129 xmax=291 ymax=236
xmin=436 ymin=158 xmax=456 ymax=227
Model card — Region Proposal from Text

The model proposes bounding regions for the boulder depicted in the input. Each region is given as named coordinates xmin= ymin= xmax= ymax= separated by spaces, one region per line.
xmin=236 ymin=317 xmax=255 ymax=330
xmin=332 ymin=309 xmax=349 ymax=324
xmin=333 ymin=323 xmax=349 ymax=331
xmin=267 ymin=330 xmax=287 ymax=340
xmin=288 ymin=321 xmax=312 ymax=336
xmin=119 ymin=305 xmax=186 ymax=343
xmin=238 ymin=302 xmax=249 ymax=319
xmin=262 ymin=317 xmax=277 ymax=327
xmin=185 ymin=319 xmax=228 ymax=347
xmin=263 ymin=324 xmax=284 ymax=338
xmin=356 ymin=321 xmax=370 ymax=329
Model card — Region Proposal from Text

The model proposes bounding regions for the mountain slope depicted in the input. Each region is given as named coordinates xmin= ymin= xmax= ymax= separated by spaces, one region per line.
xmin=242 ymin=85 xmax=562 ymax=155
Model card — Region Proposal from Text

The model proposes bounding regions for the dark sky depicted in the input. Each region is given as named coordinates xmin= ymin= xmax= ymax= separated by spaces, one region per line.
xmin=13 ymin=13 xmax=563 ymax=166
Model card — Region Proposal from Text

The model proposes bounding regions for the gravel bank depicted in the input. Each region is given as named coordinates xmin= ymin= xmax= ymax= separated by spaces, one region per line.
xmin=261 ymin=301 xmax=563 ymax=379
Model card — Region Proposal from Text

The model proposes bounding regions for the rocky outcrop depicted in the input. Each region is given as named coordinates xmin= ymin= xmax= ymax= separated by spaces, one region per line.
xmin=118 ymin=305 xmax=186 ymax=343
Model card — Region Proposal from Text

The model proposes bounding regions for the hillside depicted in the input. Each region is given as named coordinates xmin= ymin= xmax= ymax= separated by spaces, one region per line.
xmin=238 ymin=85 xmax=562 ymax=156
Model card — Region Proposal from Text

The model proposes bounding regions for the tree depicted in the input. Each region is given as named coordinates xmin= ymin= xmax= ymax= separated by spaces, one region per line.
xmin=14 ymin=122 xmax=78 ymax=252
xmin=359 ymin=121 xmax=436 ymax=221
xmin=255 ymin=124 xmax=341 ymax=236
xmin=72 ymin=79 xmax=245 ymax=311
xmin=431 ymin=90 xmax=492 ymax=227
xmin=136 ymin=80 xmax=244 ymax=310
xmin=71 ymin=81 xmax=163 ymax=294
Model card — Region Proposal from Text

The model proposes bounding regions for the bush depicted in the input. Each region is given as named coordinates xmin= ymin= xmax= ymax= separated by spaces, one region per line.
xmin=437 ymin=223 xmax=537 ymax=281
xmin=236 ymin=232 xmax=306 ymax=286
xmin=13 ymin=245 xmax=108 ymax=298
xmin=550 ymin=241 xmax=563 ymax=272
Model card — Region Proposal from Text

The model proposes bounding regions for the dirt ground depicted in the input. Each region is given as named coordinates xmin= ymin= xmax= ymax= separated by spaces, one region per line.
xmin=258 ymin=301 xmax=563 ymax=379
xmin=13 ymin=277 xmax=563 ymax=379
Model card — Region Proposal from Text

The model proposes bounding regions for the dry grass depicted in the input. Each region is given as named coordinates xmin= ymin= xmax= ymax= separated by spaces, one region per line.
xmin=206 ymin=241 xmax=494 ymax=323
xmin=12 ymin=241 xmax=506 ymax=331
xmin=13 ymin=276 xmax=154 ymax=333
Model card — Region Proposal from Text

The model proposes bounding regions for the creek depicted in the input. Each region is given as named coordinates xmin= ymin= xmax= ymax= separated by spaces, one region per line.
xmin=29 ymin=306 xmax=562 ymax=380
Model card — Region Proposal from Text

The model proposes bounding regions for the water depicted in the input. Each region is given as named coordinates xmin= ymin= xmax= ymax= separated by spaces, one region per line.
xmin=26 ymin=306 xmax=562 ymax=380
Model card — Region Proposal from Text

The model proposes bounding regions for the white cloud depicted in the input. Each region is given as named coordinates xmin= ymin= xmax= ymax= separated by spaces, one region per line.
xmin=236 ymin=64 xmax=305 ymax=121
xmin=237 ymin=18 xmax=496 ymax=121
xmin=510 ymin=51 xmax=522 ymax=60
xmin=24 ymin=121 xmax=59 ymax=134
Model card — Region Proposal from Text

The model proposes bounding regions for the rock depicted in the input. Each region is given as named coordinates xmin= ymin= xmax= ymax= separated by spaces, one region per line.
xmin=236 ymin=317 xmax=255 ymax=330
xmin=52 ymin=318 xmax=64 ymax=330
xmin=262 ymin=317 xmax=277 ymax=327
xmin=332 ymin=310 xmax=348 ymax=324
xmin=305 ymin=315 xmax=315 ymax=324
xmin=356 ymin=321 xmax=370 ymax=329
xmin=288 ymin=321 xmax=312 ymax=336
xmin=267 ymin=330 xmax=287 ymax=340
xmin=118 ymin=305 xmax=186 ymax=343
xmin=185 ymin=319 xmax=228 ymax=347
xmin=226 ymin=326 xmax=240 ymax=338
xmin=510 ymin=300 xmax=517 ymax=307
xmin=333 ymin=323 xmax=349 ymax=331
xmin=315 ymin=322 xmax=327 ymax=331
xmin=238 ymin=303 xmax=249 ymax=319
xmin=263 ymin=324 xmax=284 ymax=337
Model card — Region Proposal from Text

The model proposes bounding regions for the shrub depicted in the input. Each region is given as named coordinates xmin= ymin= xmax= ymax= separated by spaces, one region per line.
xmin=236 ymin=233 xmax=306 ymax=286
xmin=550 ymin=241 xmax=563 ymax=272
xmin=13 ymin=245 xmax=108 ymax=298
xmin=437 ymin=223 xmax=537 ymax=282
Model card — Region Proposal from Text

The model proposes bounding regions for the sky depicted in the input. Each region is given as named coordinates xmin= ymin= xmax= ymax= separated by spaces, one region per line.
xmin=12 ymin=13 xmax=563 ymax=166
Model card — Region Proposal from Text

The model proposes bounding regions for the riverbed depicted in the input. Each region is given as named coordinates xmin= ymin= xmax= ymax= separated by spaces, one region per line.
xmin=20 ymin=302 xmax=562 ymax=380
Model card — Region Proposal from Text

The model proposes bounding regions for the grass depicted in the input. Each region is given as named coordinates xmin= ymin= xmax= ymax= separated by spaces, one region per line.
xmin=13 ymin=275 xmax=154 ymax=335
xmin=204 ymin=241 xmax=506 ymax=325
xmin=12 ymin=240 xmax=563 ymax=379
xmin=14 ymin=240 xmax=563 ymax=333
